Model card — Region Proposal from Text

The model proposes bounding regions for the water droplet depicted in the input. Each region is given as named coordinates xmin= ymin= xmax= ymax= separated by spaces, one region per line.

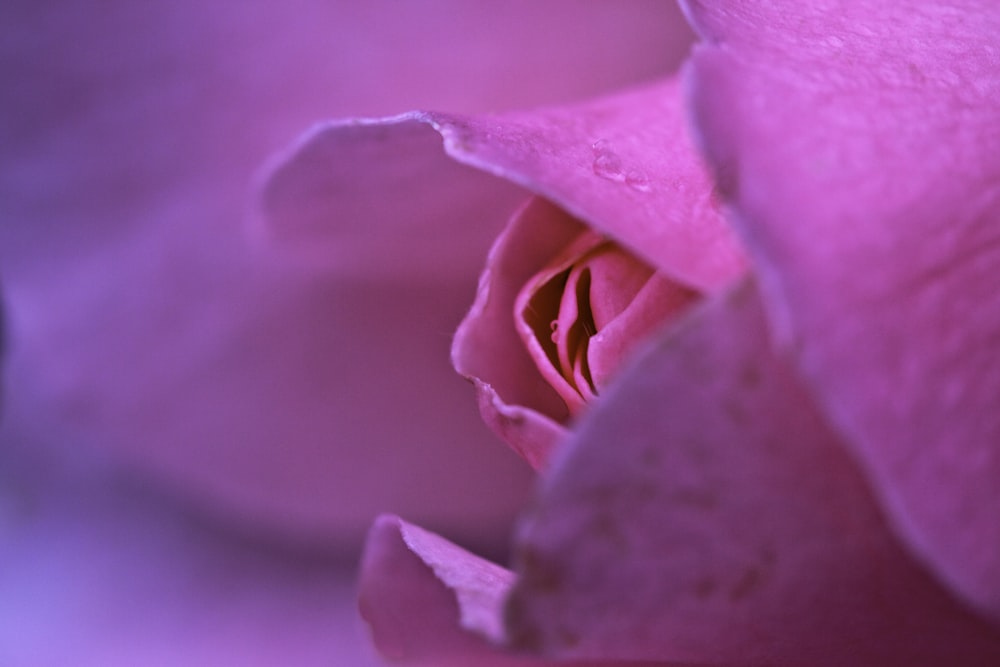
xmin=625 ymin=169 xmax=651 ymax=192
xmin=591 ymin=139 xmax=625 ymax=183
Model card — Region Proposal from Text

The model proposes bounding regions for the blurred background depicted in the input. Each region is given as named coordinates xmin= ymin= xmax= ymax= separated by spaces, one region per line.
xmin=0 ymin=1 xmax=692 ymax=664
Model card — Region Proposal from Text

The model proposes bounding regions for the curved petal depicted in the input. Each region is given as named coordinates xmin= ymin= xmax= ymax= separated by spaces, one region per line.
xmin=359 ymin=515 xmax=514 ymax=664
xmin=588 ymin=274 xmax=697 ymax=391
xmin=686 ymin=0 xmax=1000 ymax=618
xmin=434 ymin=79 xmax=747 ymax=290
xmin=505 ymin=282 xmax=1000 ymax=665
xmin=256 ymin=117 xmax=528 ymax=279
xmin=451 ymin=197 xmax=576 ymax=467
xmin=359 ymin=515 xmax=686 ymax=667
xmin=262 ymin=78 xmax=746 ymax=290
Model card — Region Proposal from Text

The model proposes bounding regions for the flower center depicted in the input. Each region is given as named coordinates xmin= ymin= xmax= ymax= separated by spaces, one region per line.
xmin=514 ymin=230 xmax=696 ymax=416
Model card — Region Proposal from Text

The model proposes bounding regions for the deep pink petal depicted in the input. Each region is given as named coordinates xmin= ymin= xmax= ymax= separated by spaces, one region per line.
xmin=451 ymin=197 xmax=575 ymax=467
xmin=261 ymin=75 xmax=746 ymax=288
xmin=585 ymin=246 xmax=656 ymax=332
xmin=434 ymin=79 xmax=748 ymax=290
xmin=588 ymin=274 xmax=697 ymax=391
xmin=359 ymin=515 xmax=514 ymax=663
xmin=359 ymin=515 xmax=688 ymax=667
xmin=686 ymin=0 xmax=1000 ymax=618
xmin=505 ymin=281 xmax=1000 ymax=665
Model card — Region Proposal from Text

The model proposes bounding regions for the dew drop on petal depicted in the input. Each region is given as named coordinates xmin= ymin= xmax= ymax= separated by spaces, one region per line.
xmin=591 ymin=139 xmax=625 ymax=183
xmin=626 ymin=169 xmax=651 ymax=192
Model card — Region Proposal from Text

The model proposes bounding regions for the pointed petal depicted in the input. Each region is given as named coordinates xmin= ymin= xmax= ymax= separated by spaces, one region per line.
xmin=257 ymin=116 xmax=527 ymax=280
xmin=506 ymin=282 xmax=1000 ymax=665
xmin=359 ymin=516 xmax=664 ymax=666
xmin=687 ymin=0 xmax=1000 ymax=618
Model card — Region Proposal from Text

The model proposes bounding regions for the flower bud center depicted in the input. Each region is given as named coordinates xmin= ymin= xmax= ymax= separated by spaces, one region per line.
xmin=515 ymin=231 xmax=693 ymax=416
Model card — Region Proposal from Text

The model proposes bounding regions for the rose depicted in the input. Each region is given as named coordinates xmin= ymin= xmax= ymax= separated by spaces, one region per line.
xmin=262 ymin=69 xmax=747 ymax=666
xmin=328 ymin=0 xmax=1000 ymax=665
xmin=0 ymin=1 xmax=694 ymax=663
xmin=277 ymin=72 xmax=748 ymax=667
xmin=452 ymin=196 xmax=705 ymax=469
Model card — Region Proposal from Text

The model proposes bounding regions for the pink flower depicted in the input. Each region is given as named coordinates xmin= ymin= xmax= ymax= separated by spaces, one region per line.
xmin=300 ymin=0 xmax=1000 ymax=665
xmin=0 ymin=0 xmax=690 ymax=546
xmin=0 ymin=1 xmax=692 ymax=663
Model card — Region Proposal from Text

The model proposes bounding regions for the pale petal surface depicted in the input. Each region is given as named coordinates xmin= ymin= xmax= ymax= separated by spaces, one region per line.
xmin=506 ymin=282 xmax=1000 ymax=665
xmin=686 ymin=0 xmax=1000 ymax=616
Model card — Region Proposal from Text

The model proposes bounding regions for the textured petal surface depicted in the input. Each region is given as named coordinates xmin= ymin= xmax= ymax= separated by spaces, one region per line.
xmin=506 ymin=282 xmax=1000 ymax=665
xmin=686 ymin=0 xmax=1000 ymax=616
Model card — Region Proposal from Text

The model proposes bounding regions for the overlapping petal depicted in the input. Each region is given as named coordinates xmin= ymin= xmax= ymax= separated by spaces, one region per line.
xmin=433 ymin=79 xmax=747 ymax=290
xmin=685 ymin=0 xmax=1000 ymax=617
xmin=359 ymin=515 xmax=688 ymax=667
xmin=266 ymin=77 xmax=746 ymax=476
xmin=505 ymin=282 xmax=1000 ymax=666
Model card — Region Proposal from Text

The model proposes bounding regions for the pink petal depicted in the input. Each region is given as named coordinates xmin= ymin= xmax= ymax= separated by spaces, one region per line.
xmin=686 ymin=0 xmax=1000 ymax=618
xmin=585 ymin=245 xmax=657 ymax=331
xmin=257 ymin=117 xmax=528 ymax=280
xmin=588 ymin=274 xmax=698 ymax=392
xmin=434 ymin=79 xmax=748 ymax=291
xmin=359 ymin=515 xmax=514 ymax=664
xmin=359 ymin=515 xmax=686 ymax=667
xmin=451 ymin=197 xmax=576 ymax=468
xmin=505 ymin=282 xmax=1000 ymax=665
xmin=261 ymin=76 xmax=746 ymax=288
xmin=517 ymin=229 xmax=607 ymax=414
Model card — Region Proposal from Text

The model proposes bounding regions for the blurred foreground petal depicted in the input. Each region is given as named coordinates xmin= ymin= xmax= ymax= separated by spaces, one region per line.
xmin=687 ymin=0 xmax=1000 ymax=617
xmin=506 ymin=282 xmax=1000 ymax=665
